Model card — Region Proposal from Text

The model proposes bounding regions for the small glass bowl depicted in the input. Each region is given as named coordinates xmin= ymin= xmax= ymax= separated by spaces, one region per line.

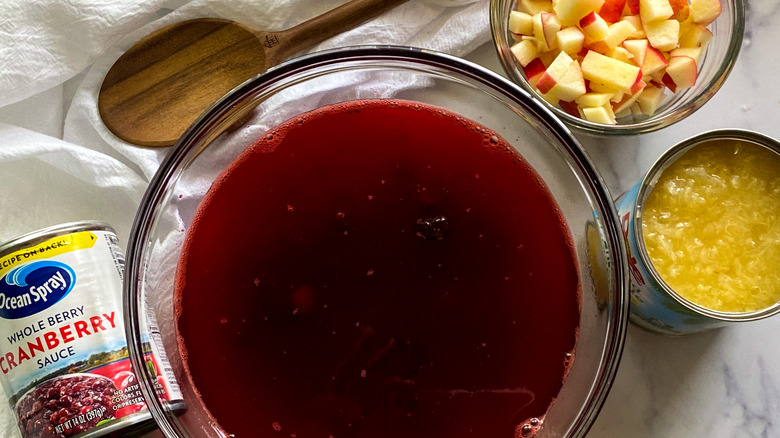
xmin=124 ymin=46 xmax=629 ymax=438
xmin=490 ymin=0 xmax=745 ymax=135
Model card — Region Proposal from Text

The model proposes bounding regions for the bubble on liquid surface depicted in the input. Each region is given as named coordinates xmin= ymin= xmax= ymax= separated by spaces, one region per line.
xmin=515 ymin=417 xmax=542 ymax=437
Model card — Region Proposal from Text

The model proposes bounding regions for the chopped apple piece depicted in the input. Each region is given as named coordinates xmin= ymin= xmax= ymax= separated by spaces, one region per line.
xmin=581 ymin=50 xmax=642 ymax=94
xmin=510 ymin=11 xmax=535 ymax=36
xmin=662 ymin=55 xmax=697 ymax=92
xmin=607 ymin=46 xmax=634 ymax=64
xmin=558 ymin=100 xmax=582 ymax=117
xmin=556 ymin=26 xmax=585 ymax=54
xmin=575 ymin=92 xmax=615 ymax=107
xmin=623 ymin=38 xmax=648 ymax=66
xmin=629 ymin=70 xmax=646 ymax=94
xmin=690 ymin=0 xmax=721 ymax=25
xmin=640 ymin=0 xmax=674 ymax=24
xmin=539 ymin=48 xmax=562 ymax=66
xmin=511 ymin=39 xmax=540 ymax=67
xmin=636 ymin=83 xmax=666 ymax=114
xmin=679 ymin=23 xmax=714 ymax=48
xmin=644 ymin=19 xmax=680 ymax=52
xmin=620 ymin=15 xmax=646 ymax=38
xmin=549 ymin=61 xmax=587 ymax=101
xmin=539 ymin=90 xmax=561 ymax=106
xmin=582 ymin=104 xmax=617 ymax=124
xmin=599 ymin=0 xmax=627 ymax=22
xmin=650 ymin=69 xmax=666 ymax=84
xmin=641 ymin=46 xmax=668 ymax=75
xmin=585 ymin=19 xmax=637 ymax=52
xmin=589 ymin=80 xmax=622 ymax=94
xmin=580 ymin=12 xmax=610 ymax=40
xmin=536 ymin=51 xmax=576 ymax=94
xmin=553 ymin=0 xmax=606 ymax=26
xmin=542 ymin=13 xmax=563 ymax=49
xmin=517 ymin=0 xmax=554 ymax=15
xmin=613 ymin=86 xmax=644 ymax=115
xmin=533 ymin=12 xmax=562 ymax=51
xmin=523 ymin=58 xmax=547 ymax=86
xmin=671 ymin=47 xmax=702 ymax=64
xmin=675 ymin=4 xmax=692 ymax=21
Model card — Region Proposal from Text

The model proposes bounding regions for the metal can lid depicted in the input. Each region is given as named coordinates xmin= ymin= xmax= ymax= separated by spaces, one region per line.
xmin=632 ymin=129 xmax=780 ymax=321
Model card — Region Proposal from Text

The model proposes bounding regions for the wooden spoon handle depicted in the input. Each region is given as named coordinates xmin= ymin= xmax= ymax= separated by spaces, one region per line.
xmin=264 ymin=0 xmax=410 ymax=63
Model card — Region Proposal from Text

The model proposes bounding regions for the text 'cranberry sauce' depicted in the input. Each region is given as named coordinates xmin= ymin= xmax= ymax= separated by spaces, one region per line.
xmin=174 ymin=99 xmax=581 ymax=438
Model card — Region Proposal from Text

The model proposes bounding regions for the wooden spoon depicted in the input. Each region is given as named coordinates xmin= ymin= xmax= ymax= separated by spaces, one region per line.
xmin=98 ymin=0 xmax=409 ymax=147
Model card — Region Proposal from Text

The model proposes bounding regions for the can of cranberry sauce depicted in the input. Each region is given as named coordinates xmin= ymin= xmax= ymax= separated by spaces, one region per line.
xmin=0 ymin=221 xmax=183 ymax=438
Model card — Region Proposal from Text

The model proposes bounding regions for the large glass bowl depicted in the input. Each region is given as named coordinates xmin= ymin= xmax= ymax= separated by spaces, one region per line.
xmin=124 ymin=46 xmax=629 ymax=438
xmin=490 ymin=0 xmax=744 ymax=135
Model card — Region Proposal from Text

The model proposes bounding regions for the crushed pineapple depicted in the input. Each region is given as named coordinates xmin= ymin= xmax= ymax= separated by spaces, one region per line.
xmin=642 ymin=140 xmax=780 ymax=313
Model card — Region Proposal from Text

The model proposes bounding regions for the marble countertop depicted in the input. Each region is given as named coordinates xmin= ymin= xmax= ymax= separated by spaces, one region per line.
xmin=462 ymin=2 xmax=780 ymax=436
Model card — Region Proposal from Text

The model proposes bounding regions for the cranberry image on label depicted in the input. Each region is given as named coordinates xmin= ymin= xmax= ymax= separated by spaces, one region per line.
xmin=15 ymin=374 xmax=116 ymax=438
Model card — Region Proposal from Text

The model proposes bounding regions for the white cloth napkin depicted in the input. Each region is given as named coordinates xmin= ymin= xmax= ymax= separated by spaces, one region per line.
xmin=0 ymin=0 xmax=490 ymax=436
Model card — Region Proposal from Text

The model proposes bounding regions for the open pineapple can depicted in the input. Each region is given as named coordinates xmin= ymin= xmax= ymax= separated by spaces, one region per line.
xmin=615 ymin=129 xmax=780 ymax=335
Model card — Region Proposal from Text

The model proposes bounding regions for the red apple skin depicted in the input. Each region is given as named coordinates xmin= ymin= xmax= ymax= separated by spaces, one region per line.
xmin=663 ymin=56 xmax=698 ymax=92
xmin=629 ymin=70 xmax=646 ymax=94
xmin=669 ymin=0 xmax=687 ymax=14
xmin=599 ymin=0 xmax=627 ymax=22
xmin=536 ymin=72 xmax=559 ymax=94
xmin=523 ymin=58 xmax=546 ymax=80
xmin=626 ymin=0 xmax=640 ymax=14
xmin=646 ymin=46 xmax=666 ymax=62
xmin=649 ymin=79 xmax=665 ymax=88
xmin=579 ymin=11 xmax=599 ymax=27
xmin=559 ymin=100 xmax=581 ymax=116
xmin=675 ymin=4 xmax=691 ymax=20
xmin=662 ymin=73 xmax=678 ymax=92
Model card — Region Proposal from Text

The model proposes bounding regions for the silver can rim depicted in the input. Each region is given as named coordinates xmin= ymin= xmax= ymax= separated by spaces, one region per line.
xmin=631 ymin=128 xmax=780 ymax=322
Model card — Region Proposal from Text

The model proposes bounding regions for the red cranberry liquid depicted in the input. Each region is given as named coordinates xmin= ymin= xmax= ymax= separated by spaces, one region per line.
xmin=175 ymin=100 xmax=580 ymax=438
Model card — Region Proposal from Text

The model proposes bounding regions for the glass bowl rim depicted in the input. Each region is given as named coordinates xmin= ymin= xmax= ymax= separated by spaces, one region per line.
xmin=489 ymin=0 xmax=746 ymax=136
xmin=122 ymin=45 xmax=630 ymax=438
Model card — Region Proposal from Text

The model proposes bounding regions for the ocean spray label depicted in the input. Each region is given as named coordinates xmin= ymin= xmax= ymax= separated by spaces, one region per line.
xmin=0 ymin=260 xmax=76 ymax=319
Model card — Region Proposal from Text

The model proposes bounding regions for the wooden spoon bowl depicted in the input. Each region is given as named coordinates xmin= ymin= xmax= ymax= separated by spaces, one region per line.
xmin=98 ymin=0 xmax=408 ymax=147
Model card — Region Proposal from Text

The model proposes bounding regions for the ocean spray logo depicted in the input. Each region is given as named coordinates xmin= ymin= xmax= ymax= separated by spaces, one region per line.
xmin=0 ymin=261 xmax=75 ymax=319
